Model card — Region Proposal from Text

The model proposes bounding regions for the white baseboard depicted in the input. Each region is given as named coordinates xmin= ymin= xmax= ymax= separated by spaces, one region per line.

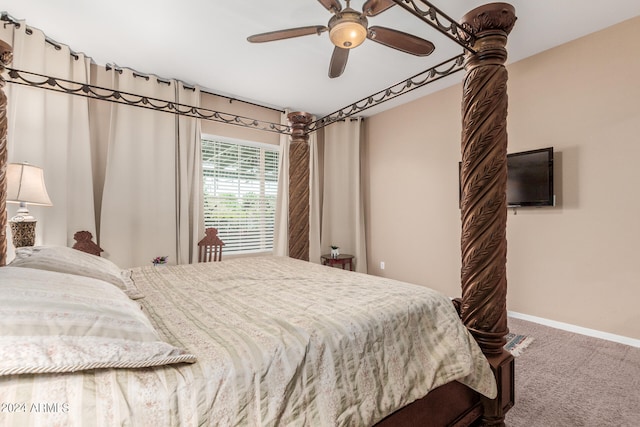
xmin=508 ymin=311 xmax=640 ymax=348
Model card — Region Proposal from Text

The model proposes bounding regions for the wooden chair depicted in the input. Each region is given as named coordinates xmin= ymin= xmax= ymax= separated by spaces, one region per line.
xmin=197 ymin=227 xmax=225 ymax=262
xmin=72 ymin=230 xmax=104 ymax=256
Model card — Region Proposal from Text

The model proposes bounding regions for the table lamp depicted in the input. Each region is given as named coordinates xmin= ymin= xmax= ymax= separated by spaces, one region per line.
xmin=6 ymin=162 xmax=53 ymax=247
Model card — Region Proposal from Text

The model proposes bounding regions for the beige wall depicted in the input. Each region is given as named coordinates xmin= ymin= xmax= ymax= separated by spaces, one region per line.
xmin=364 ymin=16 xmax=640 ymax=340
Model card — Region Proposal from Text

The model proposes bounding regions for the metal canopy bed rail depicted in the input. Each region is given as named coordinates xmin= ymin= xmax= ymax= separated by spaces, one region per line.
xmin=0 ymin=1 xmax=517 ymax=425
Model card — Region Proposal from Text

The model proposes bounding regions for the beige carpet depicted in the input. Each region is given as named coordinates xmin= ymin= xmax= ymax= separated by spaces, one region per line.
xmin=505 ymin=317 xmax=640 ymax=427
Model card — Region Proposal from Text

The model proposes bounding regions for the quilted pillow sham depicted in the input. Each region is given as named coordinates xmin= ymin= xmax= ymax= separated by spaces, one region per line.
xmin=9 ymin=245 xmax=143 ymax=299
xmin=0 ymin=267 xmax=196 ymax=376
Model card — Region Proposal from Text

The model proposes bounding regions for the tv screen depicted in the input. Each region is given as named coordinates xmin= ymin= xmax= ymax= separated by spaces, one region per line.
xmin=459 ymin=147 xmax=555 ymax=208
xmin=506 ymin=147 xmax=554 ymax=207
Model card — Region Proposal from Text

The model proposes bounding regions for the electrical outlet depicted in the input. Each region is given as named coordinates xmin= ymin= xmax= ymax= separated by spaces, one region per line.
xmin=380 ymin=261 xmax=385 ymax=270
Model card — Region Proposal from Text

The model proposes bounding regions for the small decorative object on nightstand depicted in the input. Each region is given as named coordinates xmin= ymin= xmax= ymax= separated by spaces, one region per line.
xmin=330 ymin=245 xmax=340 ymax=258
xmin=321 ymin=253 xmax=354 ymax=271
xmin=152 ymin=255 xmax=168 ymax=266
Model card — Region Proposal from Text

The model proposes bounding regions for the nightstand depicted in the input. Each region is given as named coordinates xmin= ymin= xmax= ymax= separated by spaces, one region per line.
xmin=321 ymin=254 xmax=354 ymax=271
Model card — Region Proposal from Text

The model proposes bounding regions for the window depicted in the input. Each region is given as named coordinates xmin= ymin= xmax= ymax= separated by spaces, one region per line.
xmin=201 ymin=135 xmax=279 ymax=254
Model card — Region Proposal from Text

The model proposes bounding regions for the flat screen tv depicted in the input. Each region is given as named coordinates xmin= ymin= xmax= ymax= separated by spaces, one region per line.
xmin=459 ymin=147 xmax=555 ymax=208
xmin=506 ymin=147 xmax=554 ymax=207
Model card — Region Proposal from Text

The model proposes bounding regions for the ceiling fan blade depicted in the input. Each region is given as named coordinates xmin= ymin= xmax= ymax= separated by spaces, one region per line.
xmin=247 ymin=26 xmax=327 ymax=43
xmin=367 ymin=26 xmax=435 ymax=56
xmin=362 ymin=0 xmax=395 ymax=16
xmin=329 ymin=46 xmax=349 ymax=78
xmin=317 ymin=0 xmax=342 ymax=14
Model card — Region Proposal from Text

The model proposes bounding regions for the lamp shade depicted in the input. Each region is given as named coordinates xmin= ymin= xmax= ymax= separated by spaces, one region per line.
xmin=6 ymin=162 xmax=53 ymax=206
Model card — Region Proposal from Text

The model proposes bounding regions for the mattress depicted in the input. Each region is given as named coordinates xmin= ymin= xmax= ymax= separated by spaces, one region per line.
xmin=0 ymin=256 xmax=495 ymax=426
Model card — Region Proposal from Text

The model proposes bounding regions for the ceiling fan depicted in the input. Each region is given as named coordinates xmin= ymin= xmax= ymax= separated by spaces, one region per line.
xmin=247 ymin=0 xmax=435 ymax=78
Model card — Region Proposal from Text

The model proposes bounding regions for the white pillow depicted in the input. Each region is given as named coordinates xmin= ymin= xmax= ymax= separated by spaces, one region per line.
xmin=9 ymin=245 xmax=143 ymax=299
xmin=0 ymin=267 xmax=196 ymax=376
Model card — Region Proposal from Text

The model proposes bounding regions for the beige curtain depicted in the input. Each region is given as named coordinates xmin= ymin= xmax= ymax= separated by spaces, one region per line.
xmin=174 ymin=83 xmax=202 ymax=264
xmin=99 ymin=69 xmax=200 ymax=268
xmin=2 ymin=22 xmax=95 ymax=259
xmin=308 ymin=126 xmax=322 ymax=264
xmin=321 ymin=118 xmax=367 ymax=273
xmin=273 ymin=110 xmax=290 ymax=256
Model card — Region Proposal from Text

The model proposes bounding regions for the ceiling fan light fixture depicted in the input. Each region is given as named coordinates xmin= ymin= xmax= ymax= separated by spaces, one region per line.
xmin=329 ymin=11 xmax=368 ymax=49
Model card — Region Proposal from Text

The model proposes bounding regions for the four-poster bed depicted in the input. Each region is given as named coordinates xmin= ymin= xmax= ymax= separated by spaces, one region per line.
xmin=0 ymin=1 xmax=516 ymax=425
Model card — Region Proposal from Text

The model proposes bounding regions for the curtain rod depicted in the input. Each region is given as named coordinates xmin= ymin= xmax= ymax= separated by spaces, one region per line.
xmin=1 ymin=12 xmax=80 ymax=60
xmin=0 ymin=12 xmax=284 ymax=114
xmin=201 ymin=89 xmax=284 ymax=114
xmin=103 ymin=63 xmax=282 ymax=112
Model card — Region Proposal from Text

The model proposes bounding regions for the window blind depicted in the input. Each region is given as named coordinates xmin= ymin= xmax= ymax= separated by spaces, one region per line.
xmin=201 ymin=136 xmax=279 ymax=254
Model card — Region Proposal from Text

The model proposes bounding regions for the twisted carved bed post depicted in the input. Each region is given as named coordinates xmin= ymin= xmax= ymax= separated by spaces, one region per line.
xmin=287 ymin=112 xmax=312 ymax=261
xmin=0 ymin=40 xmax=12 ymax=267
xmin=458 ymin=3 xmax=517 ymax=426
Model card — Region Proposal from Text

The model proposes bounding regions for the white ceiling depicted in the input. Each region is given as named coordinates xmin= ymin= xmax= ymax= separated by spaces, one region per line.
xmin=1 ymin=0 xmax=639 ymax=118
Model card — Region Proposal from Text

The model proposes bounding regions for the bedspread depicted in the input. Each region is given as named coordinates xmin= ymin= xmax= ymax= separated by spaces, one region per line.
xmin=0 ymin=256 xmax=495 ymax=426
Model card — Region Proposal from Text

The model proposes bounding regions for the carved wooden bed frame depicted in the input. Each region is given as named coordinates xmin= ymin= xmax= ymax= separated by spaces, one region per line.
xmin=0 ymin=3 xmax=516 ymax=426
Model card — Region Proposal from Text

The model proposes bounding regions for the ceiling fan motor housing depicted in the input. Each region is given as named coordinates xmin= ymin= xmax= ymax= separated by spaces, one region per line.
xmin=328 ymin=9 xmax=368 ymax=48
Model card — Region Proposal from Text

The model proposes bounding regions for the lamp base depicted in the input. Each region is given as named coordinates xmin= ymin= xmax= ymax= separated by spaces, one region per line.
xmin=9 ymin=220 xmax=36 ymax=248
